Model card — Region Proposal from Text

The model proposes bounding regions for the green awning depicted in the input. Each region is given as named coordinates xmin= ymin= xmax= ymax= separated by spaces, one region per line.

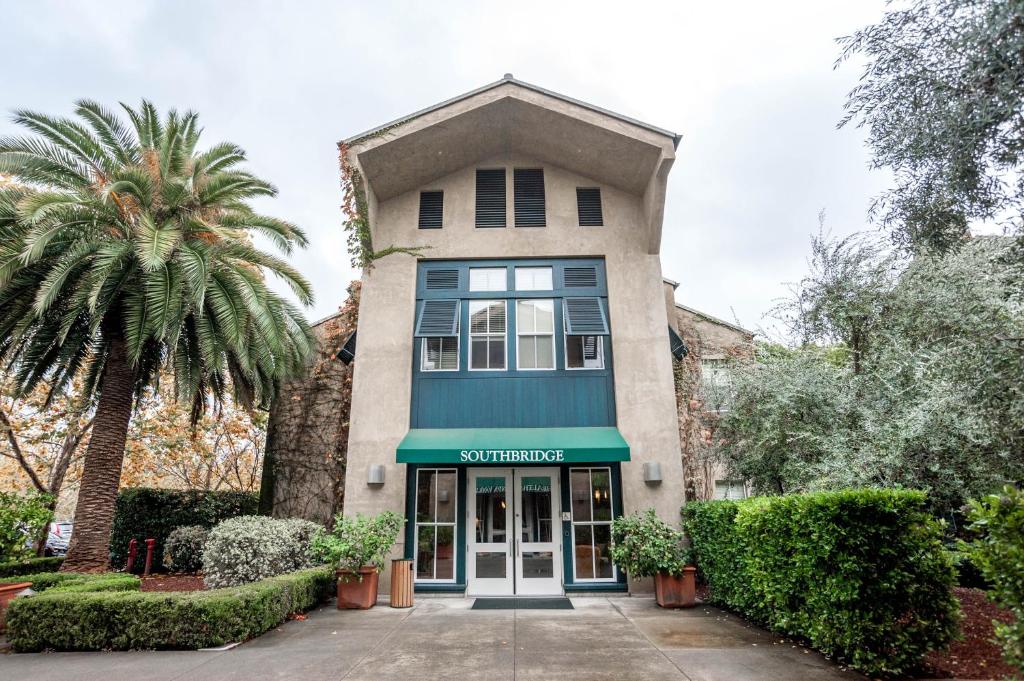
xmin=396 ymin=427 xmax=630 ymax=464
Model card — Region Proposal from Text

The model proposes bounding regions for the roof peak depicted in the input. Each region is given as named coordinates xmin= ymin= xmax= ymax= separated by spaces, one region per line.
xmin=342 ymin=76 xmax=680 ymax=148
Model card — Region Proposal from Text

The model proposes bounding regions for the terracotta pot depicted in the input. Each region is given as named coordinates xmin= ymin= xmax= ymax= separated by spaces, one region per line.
xmin=654 ymin=567 xmax=696 ymax=608
xmin=0 ymin=581 xmax=32 ymax=632
xmin=336 ymin=567 xmax=379 ymax=609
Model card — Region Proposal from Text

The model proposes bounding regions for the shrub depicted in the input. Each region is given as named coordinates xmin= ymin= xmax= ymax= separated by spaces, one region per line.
xmin=609 ymin=509 xmax=686 ymax=578
xmin=0 ymin=556 xmax=63 ymax=577
xmin=0 ymin=571 xmax=140 ymax=593
xmin=163 ymin=525 xmax=208 ymax=573
xmin=6 ymin=566 xmax=333 ymax=651
xmin=204 ymin=516 xmax=323 ymax=588
xmin=109 ymin=488 xmax=258 ymax=570
xmin=0 ymin=492 xmax=53 ymax=561
xmin=310 ymin=511 xmax=404 ymax=573
xmin=683 ymin=489 xmax=959 ymax=677
xmin=967 ymin=486 xmax=1024 ymax=672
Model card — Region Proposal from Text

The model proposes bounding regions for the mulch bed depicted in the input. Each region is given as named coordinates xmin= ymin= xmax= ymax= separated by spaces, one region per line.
xmin=139 ymin=574 xmax=205 ymax=592
xmin=921 ymin=587 xmax=1016 ymax=680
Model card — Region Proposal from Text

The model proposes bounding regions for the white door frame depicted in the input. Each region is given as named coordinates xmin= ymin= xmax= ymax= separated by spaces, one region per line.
xmin=514 ymin=467 xmax=562 ymax=596
xmin=467 ymin=468 xmax=513 ymax=596
xmin=466 ymin=467 xmax=563 ymax=597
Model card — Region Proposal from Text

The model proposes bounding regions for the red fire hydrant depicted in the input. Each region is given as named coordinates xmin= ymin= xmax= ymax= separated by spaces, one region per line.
xmin=126 ymin=538 xmax=138 ymax=573
xmin=143 ymin=538 xmax=156 ymax=576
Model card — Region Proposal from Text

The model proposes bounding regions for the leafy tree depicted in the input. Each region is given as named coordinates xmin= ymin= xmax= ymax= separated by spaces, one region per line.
xmin=720 ymin=236 xmax=1023 ymax=512
xmin=839 ymin=0 xmax=1024 ymax=253
xmin=772 ymin=214 xmax=899 ymax=373
xmin=0 ymin=101 xmax=313 ymax=570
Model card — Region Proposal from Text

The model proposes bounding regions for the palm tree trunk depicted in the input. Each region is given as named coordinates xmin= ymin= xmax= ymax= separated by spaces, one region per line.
xmin=61 ymin=337 xmax=135 ymax=572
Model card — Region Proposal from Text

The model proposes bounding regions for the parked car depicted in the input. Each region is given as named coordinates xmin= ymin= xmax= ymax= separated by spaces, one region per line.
xmin=44 ymin=521 xmax=72 ymax=557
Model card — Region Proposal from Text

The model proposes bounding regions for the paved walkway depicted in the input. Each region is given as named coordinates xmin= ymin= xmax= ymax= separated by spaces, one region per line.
xmin=1 ymin=596 xmax=862 ymax=680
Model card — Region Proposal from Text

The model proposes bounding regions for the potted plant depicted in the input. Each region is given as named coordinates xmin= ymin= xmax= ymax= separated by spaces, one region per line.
xmin=311 ymin=511 xmax=404 ymax=609
xmin=0 ymin=580 xmax=32 ymax=631
xmin=610 ymin=509 xmax=696 ymax=608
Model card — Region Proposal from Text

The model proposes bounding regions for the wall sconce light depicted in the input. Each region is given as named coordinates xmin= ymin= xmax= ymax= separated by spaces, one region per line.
xmin=643 ymin=462 xmax=662 ymax=484
xmin=367 ymin=465 xmax=385 ymax=486
xmin=438 ymin=489 xmax=450 ymax=503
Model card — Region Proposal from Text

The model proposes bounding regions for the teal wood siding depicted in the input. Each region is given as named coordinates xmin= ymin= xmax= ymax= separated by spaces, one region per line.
xmin=411 ymin=259 xmax=615 ymax=429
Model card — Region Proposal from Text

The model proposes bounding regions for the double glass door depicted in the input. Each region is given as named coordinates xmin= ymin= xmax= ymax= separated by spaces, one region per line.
xmin=467 ymin=468 xmax=562 ymax=596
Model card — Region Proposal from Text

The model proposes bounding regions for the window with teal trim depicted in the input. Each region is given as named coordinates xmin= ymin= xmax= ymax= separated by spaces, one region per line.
xmin=569 ymin=467 xmax=616 ymax=581
xmin=415 ymin=469 xmax=458 ymax=582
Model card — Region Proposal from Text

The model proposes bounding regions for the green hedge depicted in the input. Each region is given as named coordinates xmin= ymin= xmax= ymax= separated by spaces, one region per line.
xmin=109 ymin=488 xmax=259 ymax=570
xmin=0 ymin=556 xmax=63 ymax=577
xmin=683 ymin=489 xmax=960 ymax=677
xmin=967 ymin=486 xmax=1024 ymax=672
xmin=6 ymin=566 xmax=334 ymax=651
xmin=0 ymin=571 xmax=140 ymax=593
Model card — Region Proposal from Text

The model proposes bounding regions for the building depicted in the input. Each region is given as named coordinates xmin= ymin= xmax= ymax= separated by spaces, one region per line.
xmin=341 ymin=74 xmax=691 ymax=598
xmin=262 ymin=76 xmax=755 ymax=597
xmin=664 ymin=281 xmax=754 ymax=503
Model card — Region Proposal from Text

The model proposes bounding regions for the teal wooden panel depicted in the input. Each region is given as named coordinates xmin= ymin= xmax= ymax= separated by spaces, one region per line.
xmin=412 ymin=375 xmax=614 ymax=428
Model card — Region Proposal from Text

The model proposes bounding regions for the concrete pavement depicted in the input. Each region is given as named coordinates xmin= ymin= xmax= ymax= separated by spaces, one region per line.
xmin=0 ymin=596 xmax=862 ymax=680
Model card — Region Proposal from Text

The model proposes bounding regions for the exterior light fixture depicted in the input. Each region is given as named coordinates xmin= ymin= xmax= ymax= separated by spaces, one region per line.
xmin=367 ymin=465 xmax=385 ymax=486
xmin=643 ymin=462 xmax=663 ymax=484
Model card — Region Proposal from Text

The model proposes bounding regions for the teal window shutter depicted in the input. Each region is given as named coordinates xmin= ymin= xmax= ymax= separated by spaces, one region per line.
xmin=415 ymin=299 xmax=460 ymax=337
xmin=668 ymin=325 xmax=688 ymax=359
xmin=563 ymin=298 xmax=609 ymax=335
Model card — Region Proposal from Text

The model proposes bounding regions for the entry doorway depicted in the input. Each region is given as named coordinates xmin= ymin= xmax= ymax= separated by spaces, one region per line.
xmin=466 ymin=468 xmax=562 ymax=596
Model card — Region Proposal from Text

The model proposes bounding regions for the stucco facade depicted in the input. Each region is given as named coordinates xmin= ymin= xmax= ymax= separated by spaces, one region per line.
xmin=337 ymin=77 xmax=684 ymax=595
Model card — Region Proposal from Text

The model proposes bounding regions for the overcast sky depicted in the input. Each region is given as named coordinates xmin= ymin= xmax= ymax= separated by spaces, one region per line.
xmin=3 ymin=0 xmax=894 ymax=334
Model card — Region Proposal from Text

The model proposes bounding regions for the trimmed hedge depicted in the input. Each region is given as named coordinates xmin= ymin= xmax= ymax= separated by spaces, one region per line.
xmin=109 ymin=487 xmax=259 ymax=570
xmin=0 ymin=556 xmax=63 ymax=577
xmin=683 ymin=489 xmax=960 ymax=677
xmin=6 ymin=566 xmax=333 ymax=651
xmin=0 ymin=571 xmax=140 ymax=593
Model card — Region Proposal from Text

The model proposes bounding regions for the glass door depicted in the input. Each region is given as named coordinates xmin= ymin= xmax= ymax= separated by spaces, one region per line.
xmin=467 ymin=469 xmax=513 ymax=596
xmin=515 ymin=468 xmax=562 ymax=596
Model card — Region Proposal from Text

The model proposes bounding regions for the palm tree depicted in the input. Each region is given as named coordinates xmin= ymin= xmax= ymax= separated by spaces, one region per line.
xmin=0 ymin=101 xmax=314 ymax=571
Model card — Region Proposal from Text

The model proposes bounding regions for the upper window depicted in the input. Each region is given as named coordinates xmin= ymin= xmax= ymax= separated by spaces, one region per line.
xmin=576 ymin=187 xmax=603 ymax=226
xmin=469 ymin=267 xmax=506 ymax=292
xmin=469 ymin=300 xmax=507 ymax=370
xmin=514 ymin=168 xmax=545 ymax=227
xmin=714 ymin=479 xmax=747 ymax=500
xmin=514 ymin=266 xmax=553 ymax=291
xmin=418 ymin=191 xmax=444 ymax=229
xmin=566 ymin=335 xmax=604 ymax=370
xmin=476 ymin=169 xmax=506 ymax=228
xmin=516 ymin=300 xmax=555 ymax=370
xmin=701 ymin=358 xmax=734 ymax=412
xmin=421 ymin=337 xmax=458 ymax=371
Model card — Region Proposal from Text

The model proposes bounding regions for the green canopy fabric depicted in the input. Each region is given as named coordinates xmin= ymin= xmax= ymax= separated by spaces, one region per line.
xmin=396 ymin=427 xmax=630 ymax=464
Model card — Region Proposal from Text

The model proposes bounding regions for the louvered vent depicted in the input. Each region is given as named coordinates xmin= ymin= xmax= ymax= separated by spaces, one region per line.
xmin=418 ymin=191 xmax=444 ymax=229
xmin=564 ymin=266 xmax=598 ymax=288
xmin=415 ymin=300 xmax=460 ymax=337
xmin=425 ymin=269 xmax=459 ymax=290
xmin=475 ymin=169 xmax=506 ymax=228
xmin=563 ymin=298 xmax=609 ymax=335
xmin=576 ymin=187 xmax=603 ymax=226
xmin=514 ymin=168 xmax=546 ymax=227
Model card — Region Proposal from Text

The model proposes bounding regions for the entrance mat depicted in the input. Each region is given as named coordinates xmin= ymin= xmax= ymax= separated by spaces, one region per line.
xmin=471 ymin=597 xmax=574 ymax=610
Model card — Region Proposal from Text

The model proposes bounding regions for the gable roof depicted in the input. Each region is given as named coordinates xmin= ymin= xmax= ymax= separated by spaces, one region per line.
xmin=343 ymin=74 xmax=680 ymax=148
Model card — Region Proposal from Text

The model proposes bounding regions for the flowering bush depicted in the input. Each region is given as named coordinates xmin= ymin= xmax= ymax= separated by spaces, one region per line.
xmin=203 ymin=516 xmax=323 ymax=588
xmin=609 ymin=509 xmax=686 ymax=578
xmin=163 ymin=525 xmax=208 ymax=573
xmin=311 ymin=512 xmax=404 ymax=574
